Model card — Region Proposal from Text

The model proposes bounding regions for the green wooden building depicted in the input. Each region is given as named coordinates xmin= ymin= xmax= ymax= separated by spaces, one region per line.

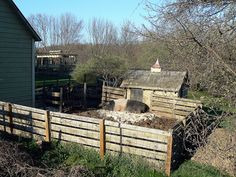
xmin=0 ymin=0 xmax=41 ymax=106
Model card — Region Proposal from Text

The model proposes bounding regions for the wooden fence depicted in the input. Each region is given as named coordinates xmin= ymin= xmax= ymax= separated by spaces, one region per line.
xmin=102 ymin=85 xmax=125 ymax=103
xmin=35 ymin=84 xmax=102 ymax=111
xmin=0 ymin=101 xmax=174 ymax=176
xmin=151 ymin=93 xmax=202 ymax=121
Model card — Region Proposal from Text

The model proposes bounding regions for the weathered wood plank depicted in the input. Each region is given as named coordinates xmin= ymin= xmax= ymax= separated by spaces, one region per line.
xmin=100 ymin=119 xmax=105 ymax=160
xmin=45 ymin=110 xmax=51 ymax=142
xmin=51 ymin=123 xmax=100 ymax=139
xmin=50 ymin=112 xmax=99 ymax=124
xmin=51 ymin=116 xmax=100 ymax=131
xmin=10 ymin=104 xmax=46 ymax=114
xmin=51 ymin=92 xmax=60 ymax=97
xmin=51 ymin=131 xmax=100 ymax=147
xmin=103 ymin=86 xmax=125 ymax=92
xmin=152 ymin=111 xmax=185 ymax=120
xmin=152 ymin=98 xmax=200 ymax=107
xmin=106 ymin=142 xmax=167 ymax=160
xmin=11 ymin=109 xmax=45 ymax=121
xmin=165 ymin=135 xmax=173 ymax=176
xmin=152 ymin=94 xmax=201 ymax=104
xmin=151 ymin=107 xmax=190 ymax=116
xmin=105 ymin=126 xmax=169 ymax=143
xmin=103 ymin=89 xmax=125 ymax=95
xmin=106 ymin=134 xmax=168 ymax=152
xmin=0 ymin=120 xmax=45 ymax=135
xmin=105 ymin=120 xmax=171 ymax=136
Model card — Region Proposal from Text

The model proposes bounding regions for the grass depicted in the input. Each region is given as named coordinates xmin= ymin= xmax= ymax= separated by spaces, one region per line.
xmin=18 ymin=140 xmax=231 ymax=177
xmin=40 ymin=142 xmax=166 ymax=177
xmin=171 ymin=161 xmax=231 ymax=177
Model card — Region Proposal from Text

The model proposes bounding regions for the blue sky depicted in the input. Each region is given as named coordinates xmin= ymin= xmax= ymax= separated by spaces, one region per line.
xmin=13 ymin=0 xmax=148 ymax=26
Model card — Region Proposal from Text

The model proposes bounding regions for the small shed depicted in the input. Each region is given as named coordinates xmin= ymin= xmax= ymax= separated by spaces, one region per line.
xmin=120 ymin=60 xmax=189 ymax=107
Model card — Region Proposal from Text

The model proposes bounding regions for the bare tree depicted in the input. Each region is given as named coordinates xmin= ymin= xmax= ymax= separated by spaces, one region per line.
xmin=88 ymin=18 xmax=118 ymax=56
xmin=28 ymin=13 xmax=83 ymax=47
xmin=142 ymin=0 xmax=236 ymax=102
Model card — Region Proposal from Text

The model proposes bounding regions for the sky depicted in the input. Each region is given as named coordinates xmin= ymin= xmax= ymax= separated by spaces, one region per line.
xmin=13 ymin=0 xmax=148 ymax=27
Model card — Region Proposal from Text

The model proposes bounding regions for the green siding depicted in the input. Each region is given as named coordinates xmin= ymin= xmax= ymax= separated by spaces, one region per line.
xmin=0 ymin=0 xmax=34 ymax=106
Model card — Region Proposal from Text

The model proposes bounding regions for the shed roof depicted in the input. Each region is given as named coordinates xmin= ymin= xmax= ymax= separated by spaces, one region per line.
xmin=120 ymin=70 xmax=187 ymax=92
xmin=7 ymin=0 xmax=41 ymax=41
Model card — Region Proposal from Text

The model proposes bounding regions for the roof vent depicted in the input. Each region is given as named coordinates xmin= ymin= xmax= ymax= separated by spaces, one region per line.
xmin=151 ymin=59 xmax=161 ymax=72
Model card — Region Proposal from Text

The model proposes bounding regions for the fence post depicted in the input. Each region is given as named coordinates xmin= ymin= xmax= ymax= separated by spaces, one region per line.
xmin=165 ymin=135 xmax=173 ymax=176
xmin=44 ymin=110 xmax=51 ymax=142
xmin=7 ymin=103 xmax=13 ymax=134
xmin=83 ymin=82 xmax=87 ymax=109
xmin=99 ymin=119 xmax=106 ymax=160
xmin=59 ymin=87 xmax=63 ymax=113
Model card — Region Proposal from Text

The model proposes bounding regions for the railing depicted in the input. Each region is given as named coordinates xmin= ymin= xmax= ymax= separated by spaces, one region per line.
xmin=0 ymin=101 xmax=173 ymax=175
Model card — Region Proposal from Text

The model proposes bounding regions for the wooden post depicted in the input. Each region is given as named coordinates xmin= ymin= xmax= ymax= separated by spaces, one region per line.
xmin=83 ymin=82 xmax=87 ymax=109
xmin=165 ymin=135 xmax=173 ymax=176
xmin=44 ymin=110 xmax=51 ymax=142
xmin=7 ymin=103 xmax=13 ymax=134
xmin=59 ymin=87 xmax=63 ymax=113
xmin=99 ymin=119 xmax=106 ymax=160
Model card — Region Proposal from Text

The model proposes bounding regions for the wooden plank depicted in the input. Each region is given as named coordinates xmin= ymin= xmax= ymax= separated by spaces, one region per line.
xmin=151 ymin=107 xmax=190 ymax=116
xmin=105 ymin=126 xmax=169 ymax=143
xmin=59 ymin=88 xmax=63 ymax=112
xmin=106 ymin=142 xmax=167 ymax=161
xmin=152 ymin=98 xmax=200 ymax=107
xmin=103 ymin=86 xmax=124 ymax=92
xmin=11 ymin=104 xmax=46 ymax=114
xmin=7 ymin=103 xmax=13 ymax=134
xmin=51 ymin=92 xmax=60 ymax=97
xmin=103 ymin=89 xmax=125 ymax=95
xmin=51 ymin=123 xmax=100 ymax=139
xmin=12 ymin=109 xmax=45 ymax=121
xmin=102 ymin=94 xmax=124 ymax=100
xmin=50 ymin=112 xmax=99 ymax=124
xmin=152 ymin=94 xmax=201 ymax=104
xmin=151 ymin=101 xmax=197 ymax=111
xmin=0 ymin=127 xmax=44 ymax=141
xmin=51 ymin=131 xmax=100 ymax=148
xmin=152 ymin=111 xmax=185 ymax=120
xmin=105 ymin=120 xmax=171 ymax=136
xmin=2 ymin=117 xmax=45 ymax=129
xmin=50 ymin=116 xmax=99 ymax=131
xmin=0 ymin=120 xmax=45 ymax=135
xmin=45 ymin=110 xmax=51 ymax=142
xmin=106 ymin=134 xmax=168 ymax=152
xmin=165 ymin=135 xmax=173 ymax=176
xmin=100 ymin=119 xmax=105 ymax=160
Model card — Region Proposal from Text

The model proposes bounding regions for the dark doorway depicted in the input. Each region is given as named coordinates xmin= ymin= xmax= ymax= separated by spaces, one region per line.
xmin=130 ymin=89 xmax=143 ymax=102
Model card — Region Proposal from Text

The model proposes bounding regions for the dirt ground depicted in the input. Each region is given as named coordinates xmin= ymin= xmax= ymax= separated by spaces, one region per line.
xmin=71 ymin=109 xmax=177 ymax=131
xmin=192 ymin=128 xmax=236 ymax=176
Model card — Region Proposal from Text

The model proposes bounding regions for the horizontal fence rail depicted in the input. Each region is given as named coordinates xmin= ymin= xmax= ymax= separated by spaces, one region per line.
xmin=0 ymin=100 xmax=173 ymax=175
xmin=151 ymin=94 xmax=202 ymax=120
xmin=102 ymin=85 xmax=125 ymax=103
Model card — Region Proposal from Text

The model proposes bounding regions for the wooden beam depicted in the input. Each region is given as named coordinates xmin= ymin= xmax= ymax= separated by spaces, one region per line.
xmin=7 ymin=103 xmax=13 ymax=134
xmin=99 ymin=119 xmax=106 ymax=160
xmin=165 ymin=135 xmax=173 ymax=176
xmin=59 ymin=88 xmax=63 ymax=113
xmin=45 ymin=110 xmax=51 ymax=142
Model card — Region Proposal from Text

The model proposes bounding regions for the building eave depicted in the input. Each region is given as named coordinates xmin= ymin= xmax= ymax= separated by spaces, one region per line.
xmin=8 ymin=0 xmax=41 ymax=41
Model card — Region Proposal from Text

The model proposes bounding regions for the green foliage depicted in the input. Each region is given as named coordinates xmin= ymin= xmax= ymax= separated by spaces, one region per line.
xmin=172 ymin=161 xmax=231 ymax=177
xmin=72 ymin=55 xmax=128 ymax=85
xmin=219 ymin=114 xmax=236 ymax=131
xmin=41 ymin=142 xmax=69 ymax=168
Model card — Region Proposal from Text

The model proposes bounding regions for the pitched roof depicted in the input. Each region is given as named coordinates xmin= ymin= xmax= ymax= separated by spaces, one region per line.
xmin=7 ymin=0 xmax=41 ymax=41
xmin=120 ymin=70 xmax=187 ymax=92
